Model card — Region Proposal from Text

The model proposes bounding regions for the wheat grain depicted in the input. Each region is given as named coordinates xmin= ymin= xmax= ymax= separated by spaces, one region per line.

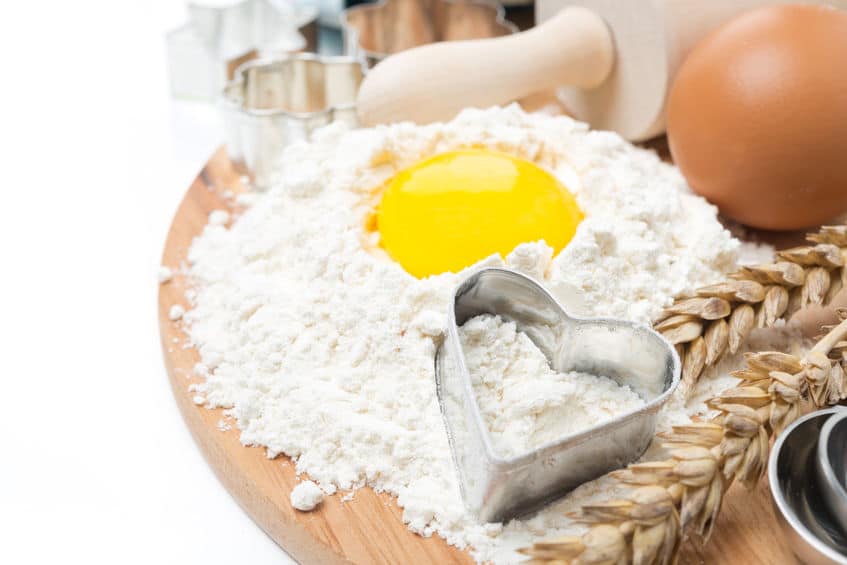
xmin=663 ymin=233 xmax=847 ymax=397
xmin=523 ymin=225 xmax=847 ymax=564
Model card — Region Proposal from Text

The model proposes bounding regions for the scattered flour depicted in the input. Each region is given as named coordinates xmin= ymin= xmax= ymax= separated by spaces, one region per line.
xmin=290 ymin=480 xmax=324 ymax=511
xmin=208 ymin=209 xmax=230 ymax=226
xmin=738 ymin=240 xmax=777 ymax=266
xmin=158 ymin=265 xmax=173 ymax=284
xmin=460 ymin=314 xmax=645 ymax=458
xmin=182 ymin=106 xmax=787 ymax=563
xmin=168 ymin=304 xmax=185 ymax=321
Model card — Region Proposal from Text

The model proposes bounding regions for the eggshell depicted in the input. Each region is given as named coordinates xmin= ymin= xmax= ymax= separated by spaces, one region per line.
xmin=667 ymin=4 xmax=847 ymax=230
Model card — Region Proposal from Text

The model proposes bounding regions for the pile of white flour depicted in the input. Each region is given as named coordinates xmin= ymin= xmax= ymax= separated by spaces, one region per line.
xmin=183 ymin=106 xmax=766 ymax=562
xmin=460 ymin=314 xmax=645 ymax=458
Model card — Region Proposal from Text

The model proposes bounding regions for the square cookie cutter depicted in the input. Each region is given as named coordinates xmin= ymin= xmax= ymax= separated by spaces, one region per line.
xmin=435 ymin=268 xmax=680 ymax=523
xmin=221 ymin=53 xmax=366 ymax=189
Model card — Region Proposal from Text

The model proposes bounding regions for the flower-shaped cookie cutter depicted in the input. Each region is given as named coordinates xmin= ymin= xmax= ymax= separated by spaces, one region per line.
xmin=221 ymin=53 xmax=367 ymax=189
xmin=435 ymin=268 xmax=680 ymax=523
xmin=342 ymin=0 xmax=518 ymax=67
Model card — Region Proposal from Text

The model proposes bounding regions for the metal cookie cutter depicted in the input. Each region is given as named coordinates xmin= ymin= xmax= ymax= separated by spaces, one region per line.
xmin=435 ymin=268 xmax=680 ymax=523
xmin=342 ymin=0 xmax=518 ymax=67
xmin=166 ymin=0 xmax=319 ymax=101
xmin=770 ymin=407 xmax=847 ymax=564
xmin=221 ymin=53 xmax=366 ymax=189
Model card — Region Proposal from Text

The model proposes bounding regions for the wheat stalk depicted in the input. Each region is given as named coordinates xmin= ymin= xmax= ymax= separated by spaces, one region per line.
xmin=520 ymin=225 xmax=847 ymax=565
xmin=658 ymin=225 xmax=847 ymax=398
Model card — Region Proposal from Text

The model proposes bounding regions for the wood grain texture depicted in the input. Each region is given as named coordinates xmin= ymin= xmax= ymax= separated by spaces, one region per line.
xmin=159 ymin=149 xmax=473 ymax=565
xmin=160 ymin=147 xmax=797 ymax=564
xmin=356 ymin=5 xmax=614 ymax=128
xmin=357 ymin=0 xmax=847 ymax=140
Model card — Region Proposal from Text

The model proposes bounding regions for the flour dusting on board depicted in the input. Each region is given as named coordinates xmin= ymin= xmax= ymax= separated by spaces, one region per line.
xmin=182 ymin=106 xmax=788 ymax=563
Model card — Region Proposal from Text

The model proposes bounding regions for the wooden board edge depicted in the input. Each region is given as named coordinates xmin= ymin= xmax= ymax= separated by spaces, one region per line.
xmin=155 ymin=144 xmax=801 ymax=565
xmin=157 ymin=149 xmax=353 ymax=565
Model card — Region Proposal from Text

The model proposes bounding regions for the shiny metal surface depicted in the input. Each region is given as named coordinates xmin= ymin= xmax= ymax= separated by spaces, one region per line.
xmin=818 ymin=410 xmax=847 ymax=537
xmin=188 ymin=0 xmax=319 ymax=56
xmin=770 ymin=408 xmax=847 ymax=565
xmin=435 ymin=268 xmax=680 ymax=523
xmin=221 ymin=54 xmax=366 ymax=189
xmin=341 ymin=0 xmax=518 ymax=67
xmin=187 ymin=0 xmax=255 ymax=61
xmin=167 ymin=0 xmax=319 ymax=101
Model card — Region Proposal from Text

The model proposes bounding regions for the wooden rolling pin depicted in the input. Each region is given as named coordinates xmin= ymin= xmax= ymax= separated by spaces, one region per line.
xmin=357 ymin=0 xmax=846 ymax=141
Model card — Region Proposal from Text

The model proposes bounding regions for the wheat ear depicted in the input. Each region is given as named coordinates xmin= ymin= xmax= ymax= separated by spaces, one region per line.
xmin=519 ymin=224 xmax=847 ymax=565
xmin=657 ymin=225 xmax=847 ymax=398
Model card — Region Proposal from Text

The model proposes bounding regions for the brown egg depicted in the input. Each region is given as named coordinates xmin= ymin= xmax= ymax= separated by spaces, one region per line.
xmin=667 ymin=4 xmax=847 ymax=230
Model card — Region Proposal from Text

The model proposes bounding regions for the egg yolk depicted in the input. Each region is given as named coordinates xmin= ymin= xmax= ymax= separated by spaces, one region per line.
xmin=376 ymin=149 xmax=583 ymax=278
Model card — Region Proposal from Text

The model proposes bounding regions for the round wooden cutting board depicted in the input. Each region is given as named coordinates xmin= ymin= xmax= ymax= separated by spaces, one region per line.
xmin=159 ymin=147 xmax=799 ymax=564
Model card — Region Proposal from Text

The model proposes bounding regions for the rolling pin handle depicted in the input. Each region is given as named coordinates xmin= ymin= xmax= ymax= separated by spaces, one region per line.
xmin=356 ymin=6 xmax=614 ymax=127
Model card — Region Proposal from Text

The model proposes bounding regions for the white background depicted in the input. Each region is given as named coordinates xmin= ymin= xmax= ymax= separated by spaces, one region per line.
xmin=1 ymin=2 xmax=296 ymax=563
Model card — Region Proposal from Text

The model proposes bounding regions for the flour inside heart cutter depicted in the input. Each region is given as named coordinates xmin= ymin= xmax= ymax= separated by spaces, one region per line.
xmin=435 ymin=267 xmax=681 ymax=523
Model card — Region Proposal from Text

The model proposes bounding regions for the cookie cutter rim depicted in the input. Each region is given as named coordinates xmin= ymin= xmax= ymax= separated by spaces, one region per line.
xmin=817 ymin=408 xmax=847 ymax=533
xmin=221 ymin=52 xmax=368 ymax=188
xmin=435 ymin=267 xmax=681 ymax=522
xmin=224 ymin=52 xmax=368 ymax=119
xmin=341 ymin=0 xmax=519 ymax=65
xmin=769 ymin=407 xmax=847 ymax=565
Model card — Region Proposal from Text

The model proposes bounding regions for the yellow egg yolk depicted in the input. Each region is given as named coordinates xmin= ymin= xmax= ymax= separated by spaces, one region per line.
xmin=376 ymin=149 xmax=583 ymax=278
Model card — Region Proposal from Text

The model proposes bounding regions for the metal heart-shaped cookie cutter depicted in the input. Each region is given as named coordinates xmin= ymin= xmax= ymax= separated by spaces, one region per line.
xmin=435 ymin=268 xmax=680 ymax=523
